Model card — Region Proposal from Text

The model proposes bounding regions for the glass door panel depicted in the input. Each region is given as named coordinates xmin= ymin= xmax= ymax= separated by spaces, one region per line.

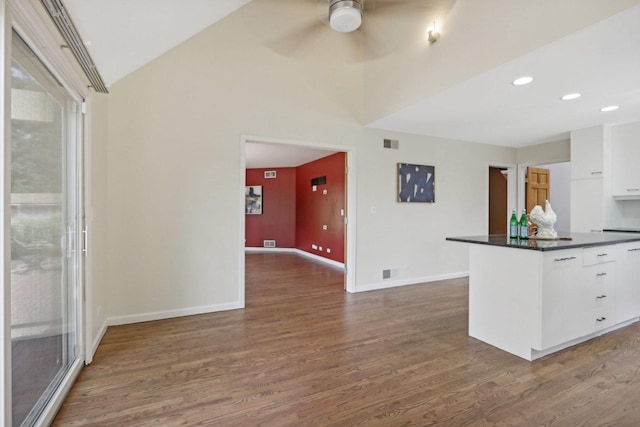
xmin=10 ymin=32 xmax=80 ymax=426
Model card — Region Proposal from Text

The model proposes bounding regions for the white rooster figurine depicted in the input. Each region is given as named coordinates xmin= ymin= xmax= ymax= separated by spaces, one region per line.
xmin=529 ymin=200 xmax=558 ymax=239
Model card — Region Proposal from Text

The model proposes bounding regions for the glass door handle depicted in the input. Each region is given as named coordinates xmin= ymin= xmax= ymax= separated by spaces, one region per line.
xmin=82 ymin=226 xmax=88 ymax=256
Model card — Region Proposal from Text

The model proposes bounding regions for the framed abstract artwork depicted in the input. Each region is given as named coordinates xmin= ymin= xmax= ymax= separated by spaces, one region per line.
xmin=245 ymin=185 xmax=263 ymax=214
xmin=397 ymin=163 xmax=435 ymax=203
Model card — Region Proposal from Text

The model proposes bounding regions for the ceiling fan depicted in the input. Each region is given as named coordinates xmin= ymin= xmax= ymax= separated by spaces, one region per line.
xmin=329 ymin=1 xmax=364 ymax=33
xmin=256 ymin=0 xmax=455 ymax=63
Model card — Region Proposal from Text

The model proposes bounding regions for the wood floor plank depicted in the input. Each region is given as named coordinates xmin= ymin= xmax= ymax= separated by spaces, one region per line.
xmin=53 ymin=252 xmax=640 ymax=425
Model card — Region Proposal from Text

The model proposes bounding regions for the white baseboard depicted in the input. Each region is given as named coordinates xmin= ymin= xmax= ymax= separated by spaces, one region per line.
xmin=245 ymin=247 xmax=292 ymax=253
xmin=294 ymin=249 xmax=345 ymax=270
xmin=107 ymin=301 xmax=244 ymax=327
xmin=245 ymin=246 xmax=345 ymax=270
xmin=356 ymin=271 xmax=469 ymax=293
xmin=86 ymin=318 xmax=108 ymax=364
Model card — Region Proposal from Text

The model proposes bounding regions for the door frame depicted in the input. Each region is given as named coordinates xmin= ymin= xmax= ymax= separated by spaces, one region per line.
xmin=517 ymin=156 xmax=569 ymax=215
xmin=240 ymin=135 xmax=357 ymax=295
xmin=3 ymin=2 xmax=91 ymax=424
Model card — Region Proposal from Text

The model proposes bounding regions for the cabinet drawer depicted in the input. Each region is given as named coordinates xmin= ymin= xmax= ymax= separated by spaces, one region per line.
xmin=583 ymin=246 xmax=616 ymax=265
xmin=585 ymin=262 xmax=615 ymax=305
xmin=592 ymin=305 xmax=615 ymax=331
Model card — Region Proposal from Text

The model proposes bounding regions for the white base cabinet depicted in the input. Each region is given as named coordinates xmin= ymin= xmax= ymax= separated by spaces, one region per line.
xmin=540 ymin=250 xmax=587 ymax=350
xmin=616 ymin=241 xmax=640 ymax=322
xmin=468 ymin=243 xmax=638 ymax=361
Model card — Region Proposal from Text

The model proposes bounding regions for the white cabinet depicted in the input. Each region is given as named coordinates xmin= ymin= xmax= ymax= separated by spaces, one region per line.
xmin=616 ymin=241 xmax=640 ymax=322
xmin=467 ymin=240 xmax=640 ymax=361
xmin=571 ymin=127 xmax=605 ymax=180
xmin=583 ymin=246 xmax=616 ymax=332
xmin=570 ymin=126 xmax=607 ymax=232
xmin=540 ymin=246 xmax=616 ymax=350
xmin=612 ymin=122 xmax=640 ymax=199
xmin=570 ymin=179 xmax=603 ymax=232
xmin=540 ymin=250 xmax=587 ymax=349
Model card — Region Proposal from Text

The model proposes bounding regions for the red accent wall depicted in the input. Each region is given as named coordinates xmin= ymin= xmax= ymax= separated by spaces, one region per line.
xmin=245 ymin=153 xmax=346 ymax=264
xmin=245 ymin=168 xmax=296 ymax=248
xmin=296 ymin=152 xmax=345 ymax=263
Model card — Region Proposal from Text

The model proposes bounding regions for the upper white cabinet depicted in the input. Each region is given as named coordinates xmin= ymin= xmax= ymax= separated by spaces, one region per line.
xmin=612 ymin=122 xmax=640 ymax=199
xmin=570 ymin=126 xmax=608 ymax=233
xmin=570 ymin=179 xmax=603 ymax=232
xmin=571 ymin=127 xmax=605 ymax=180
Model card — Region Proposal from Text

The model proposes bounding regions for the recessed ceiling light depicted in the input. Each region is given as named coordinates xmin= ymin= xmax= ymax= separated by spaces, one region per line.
xmin=601 ymin=105 xmax=619 ymax=112
xmin=561 ymin=93 xmax=581 ymax=101
xmin=512 ymin=76 xmax=534 ymax=86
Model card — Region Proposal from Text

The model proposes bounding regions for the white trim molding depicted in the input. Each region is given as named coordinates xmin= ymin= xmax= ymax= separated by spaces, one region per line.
xmin=356 ymin=272 xmax=469 ymax=293
xmin=107 ymin=301 xmax=245 ymax=327
xmin=245 ymin=247 xmax=346 ymax=270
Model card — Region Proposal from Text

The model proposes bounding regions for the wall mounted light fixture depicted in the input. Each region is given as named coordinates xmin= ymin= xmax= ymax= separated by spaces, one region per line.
xmin=427 ymin=21 xmax=440 ymax=44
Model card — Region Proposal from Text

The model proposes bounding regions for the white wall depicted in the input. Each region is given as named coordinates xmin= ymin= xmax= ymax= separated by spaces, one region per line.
xmin=102 ymin=0 xmax=520 ymax=321
xmin=356 ymin=130 xmax=515 ymax=291
xmin=105 ymin=0 xmax=363 ymax=322
xmin=99 ymin=1 xmax=640 ymax=323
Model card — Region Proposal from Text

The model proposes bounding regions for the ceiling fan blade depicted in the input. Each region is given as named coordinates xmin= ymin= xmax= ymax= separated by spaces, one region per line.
xmin=267 ymin=20 xmax=327 ymax=59
xmin=366 ymin=0 xmax=457 ymax=24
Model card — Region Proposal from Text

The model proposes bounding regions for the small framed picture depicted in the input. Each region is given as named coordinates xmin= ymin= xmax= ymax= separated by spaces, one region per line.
xmin=245 ymin=186 xmax=263 ymax=214
xmin=397 ymin=163 xmax=435 ymax=203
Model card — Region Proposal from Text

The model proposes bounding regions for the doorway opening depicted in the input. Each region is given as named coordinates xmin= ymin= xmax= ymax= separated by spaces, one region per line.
xmin=522 ymin=162 xmax=571 ymax=232
xmin=488 ymin=164 xmax=516 ymax=235
xmin=240 ymin=136 xmax=356 ymax=301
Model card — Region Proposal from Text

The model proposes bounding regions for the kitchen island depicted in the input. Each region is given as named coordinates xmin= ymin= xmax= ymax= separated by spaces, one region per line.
xmin=447 ymin=233 xmax=640 ymax=360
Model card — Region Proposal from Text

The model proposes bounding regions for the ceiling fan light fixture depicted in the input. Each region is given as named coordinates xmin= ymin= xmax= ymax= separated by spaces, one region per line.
xmin=329 ymin=0 xmax=363 ymax=33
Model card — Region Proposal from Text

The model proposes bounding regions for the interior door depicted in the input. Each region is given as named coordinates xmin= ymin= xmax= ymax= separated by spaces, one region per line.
xmin=488 ymin=167 xmax=508 ymax=234
xmin=10 ymin=31 xmax=82 ymax=426
xmin=526 ymin=167 xmax=550 ymax=214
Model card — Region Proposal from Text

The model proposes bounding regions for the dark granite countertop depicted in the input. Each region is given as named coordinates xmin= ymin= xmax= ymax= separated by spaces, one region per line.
xmin=603 ymin=228 xmax=640 ymax=233
xmin=446 ymin=232 xmax=640 ymax=251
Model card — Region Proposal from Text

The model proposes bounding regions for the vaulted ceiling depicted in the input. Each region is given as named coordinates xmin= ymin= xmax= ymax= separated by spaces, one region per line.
xmin=63 ymin=0 xmax=640 ymax=151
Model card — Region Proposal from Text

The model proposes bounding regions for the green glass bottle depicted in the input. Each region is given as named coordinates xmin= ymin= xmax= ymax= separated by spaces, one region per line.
xmin=509 ymin=209 xmax=518 ymax=238
xmin=519 ymin=209 xmax=529 ymax=240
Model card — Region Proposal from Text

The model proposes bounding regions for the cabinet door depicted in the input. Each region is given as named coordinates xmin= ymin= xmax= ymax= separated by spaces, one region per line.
xmin=540 ymin=251 xmax=587 ymax=349
xmin=570 ymin=179 xmax=603 ymax=232
xmin=616 ymin=242 xmax=640 ymax=322
xmin=570 ymin=127 xmax=604 ymax=180
xmin=612 ymin=123 xmax=640 ymax=198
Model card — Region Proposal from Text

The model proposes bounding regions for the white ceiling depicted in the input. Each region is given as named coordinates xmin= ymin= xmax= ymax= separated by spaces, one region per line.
xmin=62 ymin=1 xmax=640 ymax=157
xmin=245 ymin=143 xmax=339 ymax=169
xmin=368 ymin=4 xmax=640 ymax=147
xmin=64 ymin=0 xmax=252 ymax=86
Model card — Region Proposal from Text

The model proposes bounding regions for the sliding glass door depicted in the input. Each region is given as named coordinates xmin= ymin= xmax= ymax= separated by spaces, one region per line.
xmin=10 ymin=31 xmax=82 ymax=426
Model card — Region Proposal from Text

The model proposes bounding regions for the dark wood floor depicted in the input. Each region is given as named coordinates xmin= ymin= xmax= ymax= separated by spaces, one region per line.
xmin=54 ymin=252 xmax=640 ymax=425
